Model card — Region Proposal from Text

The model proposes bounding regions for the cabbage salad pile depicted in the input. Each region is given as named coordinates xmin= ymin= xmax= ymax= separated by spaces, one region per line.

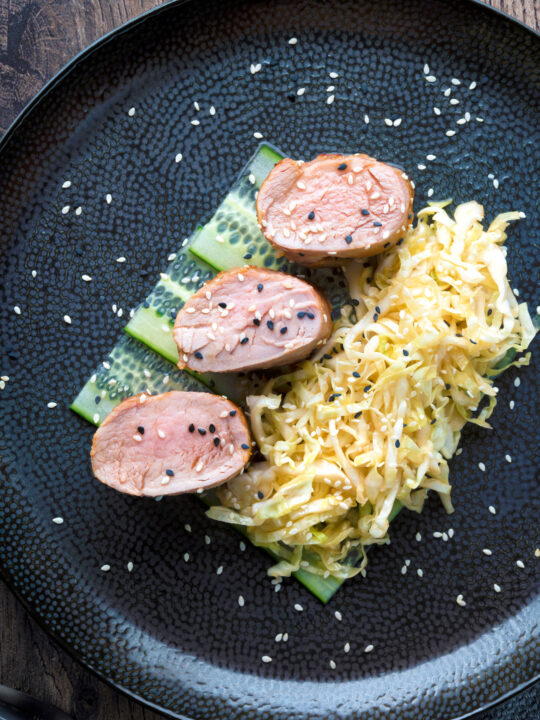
xmin=207 ymin=202 xmax=536 ymax=580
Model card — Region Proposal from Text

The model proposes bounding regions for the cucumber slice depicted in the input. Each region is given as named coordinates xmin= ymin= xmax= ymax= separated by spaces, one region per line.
xmin=70 ymin=335 xmax=207 ymax=425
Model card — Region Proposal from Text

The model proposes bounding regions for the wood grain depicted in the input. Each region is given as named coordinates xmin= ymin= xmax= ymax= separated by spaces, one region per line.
xmin=0 ymin=1 xmax=538 ymax=718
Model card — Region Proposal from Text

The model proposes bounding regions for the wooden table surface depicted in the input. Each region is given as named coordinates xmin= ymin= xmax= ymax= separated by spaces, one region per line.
xmin=0 ymin=1 xmax=538 ymax=718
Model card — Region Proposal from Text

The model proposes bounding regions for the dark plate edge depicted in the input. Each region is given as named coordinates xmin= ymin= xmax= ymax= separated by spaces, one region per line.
xmin=0 ymin=1 xmax=538 ymax=719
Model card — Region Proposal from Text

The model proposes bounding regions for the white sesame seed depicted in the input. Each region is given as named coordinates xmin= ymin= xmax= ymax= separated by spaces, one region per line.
xmin=457 ymin=118 xmax=466 ymax=125
xmin=363 ymin=113 xmax=370 ymax=124
xmin=364 ymin=644 xmax=374 ymax=653
xmin=446 ymin=130 xmax=456 ymax=136
xmin=427 ymin=188 xmax=434 ymax=197
xmin=253 ymin=131 xmax=263 ymax=139
xmin=116 ymin=256 xmax=126 ymax=263
xmin=105 ymin=193 xmax=112 ymax=204
xmin=483 ymin=548 xmax=492 ymax=556
xmin=93 ymin=413 xmax=100 ymax=424
xmin=326 ymin=85 xmax=335 ymax=92
xmin=61 ymin=205 xmax=70 ymax=214
xmin=329 ymin=659 xmax=336 ymax=669
xmin=478 ymin=462 xmax=486 ymax=472
xmin=294 ymin=603 xmax=303 ymax=612
xmin=417 ymin=164 xmax=426 ymax=170
xmin=329 ymin=71 xmax=339 ymax=79
xmin=415 ymin=532 xmax=422 ymax=542
xmin=250 ymin=63 xmax=262 ymax=74
xmin=31 ymin=270 xmax=37 ymax=278
xmin=401 ymin=565 xmax=408 ymax=574
xmin=493 ymin=178 xmax=499 ymax=189
xmin=456 ymin=594 xmax=466 ymax=607
xmin=13 ymin=305 xmax=22 ymax=315
xmin=334 ymin=610 xmax=342 ymax=621
xmin=433 ymin=532 xmax=442 ymax=538
xmin=288 ymin=36 xmax=297 ymax=45
xmin=239 ymin=541 xmax=246 ymax=551
xmin=327 ymin=94 xmax=335 ymax=105
xmin=75 ymin=206 xmax=82 ymax=215
xmin=469 ymin=81 xmax=477 ymax=89
xmin=1 ymin=376 xmax=8 ymax=382
xmin=62 ymin=180 xmax=72 ymax=189
xmin=425 ymin=75 xmax=436 ymax=82
xmin=238 ymin=595 xmax=245 ymax=607
xmin=261 ymin=655 xmax=272 ymax=663
xmin=489 ymin=505 xmax=497 ymax=515
xmin=476 ymin=117 xmax=484 ymax=122
xmin=384 ymin=118 xmax=393 ymax=127
xmin=444 ymin=88 xmax=452 ymax=97
xmin=513 ymin=377 xmax=521 ymax=387
xmin=183 ymin=552 xmax=190 ymax=562
xmin=184 ymin=524 xmax=191 ymax=532
xmin=516 ymin=560 xmax=525 ymax=569
xmin=493 ymin=583 xmax=501 ymax=593
xmin=448 ymin=528 xmax=454 ymax=538
xmin=509 ymin=400 xmax=515 ymax=410
xmin=426 ymin=154 xmax=436 ymax=160
xmin=127 ymin=561 xmax=134 ymax=572
xmin=63 ymin=314 xmax=72 ymax=324
xmin=423 ymin=63 xmax=430 ymax=74
xmin=465 ymin=112 xmax=471 ymax=121
xmin=393 ymin=118 xmax=402 ymax=127
xmin=433 ymin=107 xmax=441 ymax=115
xmin=535 ymin=549 xmax=540 ymax=558
xmin=47 ymin=401 xmax=58 ymax=409
xmin=100 ymin=564 xmax=111 ymax=572
xmin=450 ymin=98 xmax=460 ymax=105
xmin=297 ymin=87 xmax=305 ymax=96
xmin=52 ymin=517 xmax=64 ymax=524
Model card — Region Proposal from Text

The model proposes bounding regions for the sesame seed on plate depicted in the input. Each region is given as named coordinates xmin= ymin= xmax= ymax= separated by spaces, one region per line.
xmin=427 ymin=188 xmax=434 ymax=197
xmin=426 ymin=154 xmax=436 ymax=160
xmin=384 ymin=118 xmax=393 ymax=127
xmin=417 ymin=569 xmax=424 ymax=577
xmin=52 ymin=517 xmax=64 ymax=524
xmin=425 ymin=75 xmax=436 ymax=82
xmin=61 ymin=205 xmax=70 ymax=214
xmin=516 ymin=560 xmax=525 ymax=569
xmin=116 ymin=256 xmax=126 ymax=263
xmin=450 ymin=98 xmax=460 ymax=105
xmin=483 ymin=548 xmax=492 ymax=556
xmin=509 ymin=400 xmax=515 ymax=410
xmin=75 ymin=206 xmax=82 ymax=215
xmin=329 ymin=660 xmax=336 ymax=669
xmin=127 ymin=562 xmax=134 ymax=572
xmin=297 ymin=87 xmax=305 ymax=96
xmin=128 ymin=106 xmax=136 ymax=116
xmin=505 ymin=454 xmax=512 ymax=463
xmin=81 ymin=274 xmax=92 ymax=282
xmin=239 ymin=541 xmax=246 ymax=551
xmin=456 ymin=594 xmax=466 ymax=607
xmin=451 ymin=78 xmax=461 ymax=85
xmin=446 ymin=130 xmax=456 ymax=136
xmin=250 ymin=63 xmax=262 ymax=74
xmin=393 ymin=118 xmax=402 ymax=127
xmin=423 ymin=63 xmax=430 ymax=74
xmin=476 ymin=117 xmax=484 ymax=122
xmin=294 ymin=603 xmax=303 ymax=612
xmin=327 ymin=95 xmax=335 ymax=105
xmin=364 ymin=644 xmax=374 ymax=653
xmin=329 ymin=71 xmax=339 ymax=78
xmin=364 ymin=113 xmax=370 ymax=124
xmin=63 ymin=314 xmax=72 ymax=324
xmin=62 ymin=180 xmax=72 ymax=189
xmin=288 ymin=37 xmax=297 ymax=45
xmin=334 ymin=610 xmax=342 ymax=621
xmin=488 ymin=505 xmax=497 ymax=515
xmin=183 ymin=552 xmax=190 ymax=562
xmin=261 ymin=655 xmax=272 ymax=663
xmin=514 ymin=377 xmax=521 ymax=387
xmin=433 ymin=107 xmax=441 ymax=115
xmin=253 ymin=131 xmax=263 ymax=139
xmin=493 ymin=583 xmax=501 ymax=593
xmin=238 ymin=595 xmax=245 ymax=607
xmin=415 ymin=532 xmax=422 ymax=542
xmin=478 ymin=462 xmax=486 ymax=471
xmin=100 ymin=564 xmax=111 ymax=572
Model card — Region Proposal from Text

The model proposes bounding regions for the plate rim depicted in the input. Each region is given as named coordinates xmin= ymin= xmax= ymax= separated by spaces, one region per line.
xmin=0 ymin=1 xmax=538 ymax=718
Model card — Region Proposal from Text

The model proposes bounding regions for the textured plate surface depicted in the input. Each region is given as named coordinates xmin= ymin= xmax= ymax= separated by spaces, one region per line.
xmin=0 ymin=1 xmax=539 ymax=718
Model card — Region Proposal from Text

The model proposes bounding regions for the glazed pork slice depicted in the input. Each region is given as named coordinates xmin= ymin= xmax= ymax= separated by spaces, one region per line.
xmin=256 ymin=153 xmax=414 ymax=266
xmin=173 ymin=266 xmax=332 ymax=373
xmin=91 ymin=391 xmax=251 ymax=496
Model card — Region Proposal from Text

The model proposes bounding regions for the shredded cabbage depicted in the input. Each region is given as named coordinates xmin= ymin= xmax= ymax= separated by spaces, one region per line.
xmin=207 ymin=202 xmax=536 ymax=580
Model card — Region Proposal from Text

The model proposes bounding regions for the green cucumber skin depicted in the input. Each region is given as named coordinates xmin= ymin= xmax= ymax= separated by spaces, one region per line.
xmin=70 ymin=335 xmax=207 ymax=426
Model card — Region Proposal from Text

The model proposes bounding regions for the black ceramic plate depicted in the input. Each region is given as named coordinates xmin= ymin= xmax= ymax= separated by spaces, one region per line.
xmin=0 ymin=1 xmax=538 ymax=718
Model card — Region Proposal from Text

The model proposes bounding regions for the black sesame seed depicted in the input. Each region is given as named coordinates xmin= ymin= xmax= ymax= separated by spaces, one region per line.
xmin=431 ymin=418 xmax=437 ymax=424
xmin=364 ymin=385 xmax=371 ymax=393
xmin=408 ymin=213 xmax=412 ymax=219
xmin=345 ymin=235 xmax=353 ymax=244
xmin=338 ymin=163 xmax=347 ymax=170
xmin=487 ymin=308 xmax=493 ymax=316
xmin=188 ymin=423 xmax=195 ymax=433
xmin=329 ymin=393 xmax=341 ymax=401
xmin=243 ymin=253 xmax=253 ymax=259
xmin=213 ymin=437 xmax=220 ymax=447
xmin=137 ymin=426 xmax=145 ymax=434
xmin=166 ymin=469 xmax=174 ymax=476
xmin=280 ymin=327 xmax=288 ymax=334
xmin=361 ymin=209 xmax=370 ymax=216
xmin=194 ymin=351 xmax=203 ymax=359
xmin=354 ymin=411 xmax=362 ymax=418
xmin=197 ymin=428 xmax=207 ymax=436
xmin=352 ymin=298 xmax=360 ymax=307
xmin=253 ymin=318 xmax=261 ymax=326
xmin=456 ymin=333 xmax=463 ymax=338
xmin=323 ymin=353 xmax=332 ymax=360
xmin=443 ymin=320 xmax=450 ymax=327
xmin=229 ymin=410 xmax=236 ymax=416
xmin=308 ymin=211 xmax=315 ymax=220
xmin=373 ymin=221 xmax=382 ymax=227
xmin=218 ymin=302 xmax=227 ymax=308
xmin=395 ymin=439 xmax=400 ymax=448
xmin=397 ymin=238 xmax=404 ymax=246
xmin=209 ymin=424 xmax=215 ymax=433
xmin=375 ymin=306 xmax=381 ymax=314
xmin=384 ymin=242 xmax=390 ymax=248
xmin=241 ymin=443 xmax=250 ymax=450
xmin=267 ymin=320 xmax=274 ymax=330
xmin=306 ymin=312 xmax=315 ymax=319
xmin=257 ymin=283 xmax=263 ymax=292
xmin=352 ymin=371 xmax=360 ymax=378
xmin=403 ymin=349 xmax=409 ymax=356
xmin=297 ymin=311 xmax=306 ymax=318
xmin=240 ymin=337 xmax=249 ymax=344
xmin=257 ymin=490 xmax=264 ymax=499
xmin=95 ymin=396 xmax=101 ymax=404
xmin=373 ymin=313 xmax=378 ymax=322
xmin=445 ymin=383 xmax=451 ymax=390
